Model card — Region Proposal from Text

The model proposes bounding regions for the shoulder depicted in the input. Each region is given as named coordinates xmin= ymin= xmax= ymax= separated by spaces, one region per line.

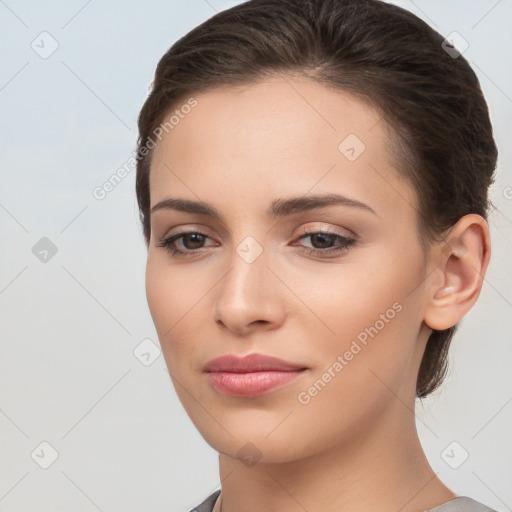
xmin=188 ymin=490 xmax=221 ymax=512
xmin=426 ymin=496 xmax=498 ymax=512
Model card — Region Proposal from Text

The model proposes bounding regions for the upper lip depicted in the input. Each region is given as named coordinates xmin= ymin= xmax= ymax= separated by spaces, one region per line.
xmin=203 ymin=353 xmax=307 ymax=373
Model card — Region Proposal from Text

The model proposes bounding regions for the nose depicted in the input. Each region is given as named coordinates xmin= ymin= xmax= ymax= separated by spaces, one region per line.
xmin=213 ymin=242 xmax=286 ymax=336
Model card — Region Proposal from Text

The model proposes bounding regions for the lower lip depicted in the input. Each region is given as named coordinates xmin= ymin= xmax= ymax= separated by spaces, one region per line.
xmin=206 ymin=370 xmax=307 ymax=397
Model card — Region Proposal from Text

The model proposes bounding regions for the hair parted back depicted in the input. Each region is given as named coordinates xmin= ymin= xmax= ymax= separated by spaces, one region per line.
xmin=135 ymin=0 xmax=497 ymax=398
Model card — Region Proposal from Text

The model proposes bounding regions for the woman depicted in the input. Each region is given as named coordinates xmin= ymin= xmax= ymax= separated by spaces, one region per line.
xmin=135 ymin=0 xmax=499 ymax=510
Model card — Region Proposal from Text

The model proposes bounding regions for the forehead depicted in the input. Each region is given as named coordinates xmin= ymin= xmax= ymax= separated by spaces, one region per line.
xmin=149 ymin=75 xmax=415 ymax=220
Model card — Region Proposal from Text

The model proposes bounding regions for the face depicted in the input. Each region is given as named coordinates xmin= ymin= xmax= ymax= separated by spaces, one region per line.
xmin=145 ymin=75 xmax=434 ymax=463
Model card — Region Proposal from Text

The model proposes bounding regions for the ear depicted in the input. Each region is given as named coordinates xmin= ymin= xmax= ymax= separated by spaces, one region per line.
xmin=423 ymin=214 xmax=491 ymax=331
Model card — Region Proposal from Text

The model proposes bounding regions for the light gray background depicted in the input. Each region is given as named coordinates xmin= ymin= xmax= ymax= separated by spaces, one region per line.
xmin=1 ymin=1 xmax=511 ymax=511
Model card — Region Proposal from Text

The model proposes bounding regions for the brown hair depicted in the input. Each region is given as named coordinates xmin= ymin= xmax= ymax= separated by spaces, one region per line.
xmin=135 ymin=0 xmax=497 ymax=398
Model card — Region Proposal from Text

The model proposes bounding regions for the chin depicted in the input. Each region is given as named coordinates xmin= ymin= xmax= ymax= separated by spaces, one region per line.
xmin=185 ymin=408 xmax=331 ymax=466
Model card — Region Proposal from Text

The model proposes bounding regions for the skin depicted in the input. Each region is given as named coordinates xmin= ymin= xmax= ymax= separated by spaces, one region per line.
xmin=145 ymin=74 xmax=490 ymax=512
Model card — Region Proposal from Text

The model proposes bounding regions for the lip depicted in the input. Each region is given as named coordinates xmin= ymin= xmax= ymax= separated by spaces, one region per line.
xmin=203 ymin=353 xmax=309 ymax=397
xmin=203 ymin=353 xmax=307 ymax=372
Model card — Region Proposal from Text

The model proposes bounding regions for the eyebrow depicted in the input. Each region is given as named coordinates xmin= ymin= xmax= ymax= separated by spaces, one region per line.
xmin=150 ymin=193 xmax=378 ymax=219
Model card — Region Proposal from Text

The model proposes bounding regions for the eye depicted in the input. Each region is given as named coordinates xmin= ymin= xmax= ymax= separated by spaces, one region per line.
xmin=157 ymin=230 xmax=216 ymax=256
xmin=157 ymin=228 xmax=356 ymax=258
xmin=292 ymin=229 xmax=356 ymax=256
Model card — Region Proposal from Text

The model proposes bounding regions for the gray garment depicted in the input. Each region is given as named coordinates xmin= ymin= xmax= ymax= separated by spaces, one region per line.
xmin=189 ymin=490 xmax=220 ymax=512
xmin=427 ymin=497 xmax=498 ymax=512
xmin=189 ymin=490 xmax=498 ymax=512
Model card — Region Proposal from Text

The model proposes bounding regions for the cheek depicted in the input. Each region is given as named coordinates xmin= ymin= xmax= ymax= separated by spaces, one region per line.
xmin=145 ymin=256 xmax=172 ymax=332
xmin=291 ymin=245 xmax=420 ymax=338
xmin=284 ymin=261 xmax=423 ymax=455
xmin=145 ymin=256 xmax=200 ymax=362
xmin=290 ymin=244 xmax=425 ymax=387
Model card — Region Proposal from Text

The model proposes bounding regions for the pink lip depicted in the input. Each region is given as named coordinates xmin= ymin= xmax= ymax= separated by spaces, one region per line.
xmin=203 ymin=353 xmax=309 ymax=397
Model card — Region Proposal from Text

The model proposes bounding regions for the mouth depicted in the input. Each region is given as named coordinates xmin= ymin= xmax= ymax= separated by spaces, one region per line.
xmin=203 ymin=353 xmax=309 ymax=397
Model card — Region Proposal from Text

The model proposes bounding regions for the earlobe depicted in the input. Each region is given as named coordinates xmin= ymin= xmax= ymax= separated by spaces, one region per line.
xmin=423 ymin=214 xmax=491 ymax=331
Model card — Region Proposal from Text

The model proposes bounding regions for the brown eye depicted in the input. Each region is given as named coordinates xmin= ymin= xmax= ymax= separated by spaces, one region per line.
xmin=307 ymin=232 xmax=339 ymax=249
xmin=294 ymin=231 xmax=356 ymax=256
xmin=157 ymin=231 xmax=215 ymax=256
xmin=180 ymin=233 xmax=207 ymax=250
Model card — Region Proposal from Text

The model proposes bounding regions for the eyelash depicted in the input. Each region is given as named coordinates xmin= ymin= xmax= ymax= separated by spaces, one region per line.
xmin=157 ymin=229 xmax=356 ymax=258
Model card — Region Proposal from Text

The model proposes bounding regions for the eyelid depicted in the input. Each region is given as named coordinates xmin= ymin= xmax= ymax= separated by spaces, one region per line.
xmin=159 ymin=217 xmax=356 ymax=238
xmin=294 ymin=222 xmax=357 ymax=239
xmin=157 ymin=221 xmax=358 ymax=256
xmin=163 ymin=224 xmax=216 ymax=240
xmin=160 ymin=222 xmax=357 ymax=244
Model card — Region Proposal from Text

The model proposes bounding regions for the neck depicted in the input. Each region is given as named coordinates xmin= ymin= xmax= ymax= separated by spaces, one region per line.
xmin=217 ymin=398 xmax=456 ymax=512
